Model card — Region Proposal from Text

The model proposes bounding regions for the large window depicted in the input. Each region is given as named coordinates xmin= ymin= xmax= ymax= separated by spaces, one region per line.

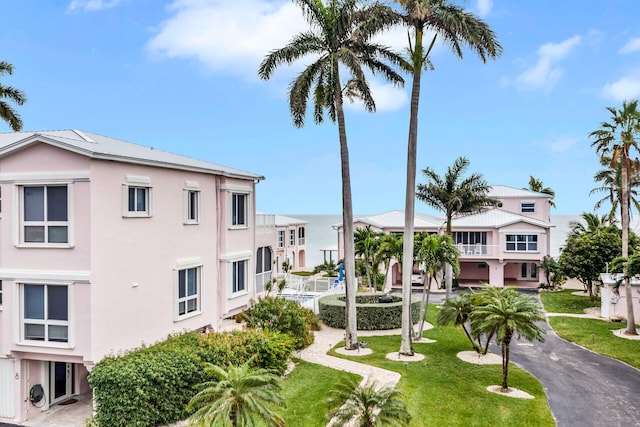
xmin=278 ymin=230 xmax=285 ymax=248
xmin=255 ymin=247 xmax=272 ymax=294
xmin=232 ymin=260 xmax=247 ymax=294
xmin=298 ymin=227 xmax=305 ymax=245
xmin=506 ymin=234 xmax=538 ymax=251
xmin=232 ymin=193 xmax=247 ymax=226
xmin=289 ymin=229 xmax=295 ymax=246
xmin=177 ymin=267 xmax=200 ymax=318
xmin=22 ymin=284 xmax=68 ymax=343
xmin=22 ymin=185 xmax=68 ymax=244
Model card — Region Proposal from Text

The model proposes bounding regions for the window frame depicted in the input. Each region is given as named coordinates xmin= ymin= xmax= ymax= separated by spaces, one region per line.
xmin=19 ymin=282 xmax=73 ymax=348
xmin=175 ymin=265 xmax=202 ymax=321
xmin=0 ymin=280 xmax=3 ymax=309
xmin=289 ymin=229 xmax=295 ymax=246
xmin=278 ymin=230 xmax=285 ymax=248
xmin=231 ymin=193 xmax=248 ymax=227
xmin=505 ymin=234 xmax=538 ymax=252
xmin=232 ymin=259 xmax=248 ymax=295
xmin=183 ymin=181 xmax=201 ymax=225
xmin=297 ymin=227 xmax=305 ymax=245
xmin=122 ymin=175 xmax=153 ymax=218
xmin=16 ymin=183 xmax=74 ymax=248
xmin=521 ymin=201 xmax=536 ymax=213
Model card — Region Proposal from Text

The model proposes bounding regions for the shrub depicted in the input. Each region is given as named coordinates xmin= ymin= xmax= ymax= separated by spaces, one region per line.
xmin=318 ymin=293 xmax=420 ymax=330
xmin=88 ymin=329 xmax=294 ymax=427
xmin=243 ymin=296 xmax=317 ymax=349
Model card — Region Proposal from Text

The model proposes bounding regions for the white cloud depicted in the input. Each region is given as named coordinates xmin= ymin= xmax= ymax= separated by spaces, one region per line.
xmin=475 ymin=0 xmax=493 ymax=17
xmin=148 ymin=0 xmax=409 ymax=111
xmin=147 ymin=0 xmax=307 ymax=78
xmin=344 ymin=79 xmax=408 ymax=113
xmin=515 ymin=36 xmax=581 ymax=92
xmin=619 ymin=37 xmax=640 ymax=54
xmin=66 ymin=0 xmax=122 ymax=12
xmin=601 ymin=75 xmax=640 ymax=101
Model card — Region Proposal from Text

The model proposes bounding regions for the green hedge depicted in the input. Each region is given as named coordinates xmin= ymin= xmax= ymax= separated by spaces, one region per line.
xmin=318 ymin=293 xmax=421 ymax=330
xmin=88 ymin=329 xmax=294 ymax=427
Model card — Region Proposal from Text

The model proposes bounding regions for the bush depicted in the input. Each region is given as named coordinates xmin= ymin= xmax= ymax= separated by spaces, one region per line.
xmin=243 ymin=296 xmax=318 ymax=349
xmin=88 ymin=329 xmax=294 ymax=427
xmin=318 ymin=293 xmax=420 ymax=330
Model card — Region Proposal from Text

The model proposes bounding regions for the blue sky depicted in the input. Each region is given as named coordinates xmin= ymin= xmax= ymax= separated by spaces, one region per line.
xmin=3 ymin=0 xmax=640 ymax=216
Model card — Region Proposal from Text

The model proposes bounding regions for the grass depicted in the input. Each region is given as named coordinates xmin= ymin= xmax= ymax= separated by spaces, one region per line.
xmin=325 ymin=308 xmax=554 ymax=427
xmin=539 ymin=289 xmax=600 ymax=314
xmin=279 ymin=359 xmax=360 ymax=425
xmin=548 ymin=317 xmax=640 ymax=369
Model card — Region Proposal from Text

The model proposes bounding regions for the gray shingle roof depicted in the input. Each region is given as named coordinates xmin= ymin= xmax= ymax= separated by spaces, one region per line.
xmin=0 ymin=129 xmax=264 ymax=180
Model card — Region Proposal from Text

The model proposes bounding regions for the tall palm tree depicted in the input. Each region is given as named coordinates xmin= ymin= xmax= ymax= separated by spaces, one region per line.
xmin=469 ymin=287 xmax=545 ymax=391
xmin=416 ymin=156 xmax=498 ymax=298
xmin=591 ymin=156 xmax=640 ymax=222
xmin=328 ymin=378 xmax=411 ymax=427
xmin=526 ymin=176 xmax=556 ymax=208
xmin=395 ymin=0 xmax=502 ymax=357
xmin=590 ymin=99 xmax=640 ymax=335
xmin=0 ymin=61 xmax=26 ymax=131
xmin=258 ymin=0 xmax=405 ymax=350
xmin=414 ymin=232 xmax=458 ymax=337
xmin=567 ymin=212 xmax=615 ymax=238
xmin=186 ymin=360 xmax=286 ymax=427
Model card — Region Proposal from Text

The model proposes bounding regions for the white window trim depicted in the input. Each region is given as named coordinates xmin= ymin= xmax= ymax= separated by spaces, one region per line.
xmin=504 ymin=233 xmax=539 ymax=252
xmin=15 ymin=281 xmax=75 ymax=349
xmin=13 ymin=182 xmax=75 ymax=249
xmin=289 ymin=229 xmax=295 ymax=246
xmin=122 ymin=175 xmax=153 ymax=218
xmin=230 ymin=259 xmax=249 ymax=296
xmin=521 ymin=201 xmax=536 ymax=213
xmin=229 ymin=192 xmax=250 ymax=229
xmin=183 ymin=181 xmax=201 ymax=225
xmin=277 ymin=230 xmax=285 ymax=248
xmin=174 ymin=258 xmax=204 ymax=321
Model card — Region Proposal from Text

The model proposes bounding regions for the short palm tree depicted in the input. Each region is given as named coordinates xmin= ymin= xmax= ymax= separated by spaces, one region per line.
xmin=469 ymin=287 xmax=545 ymax=391
xmin=186 ymin=360 xmax=286 ymax=427
xmin=258 ymin=0 xmax=405 ymax=350
xmin=328 ymin=378 xmax=411 ymax=427
xmin=590 ymin=99 xmax=640 ymax=335
xmin=394 ymin=0 xmax=502 ymax=357
xmin=0 ymin=61 xmax=26 ymax=131
xmin=355 ymin=226 xmax=382 ymax=291
xmin=416 ymin=156 xmax=499 ymax=297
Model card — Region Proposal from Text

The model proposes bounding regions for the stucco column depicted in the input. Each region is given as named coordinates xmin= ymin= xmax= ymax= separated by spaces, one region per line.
xmin=487 ymin=260 xmax=505 ymax=287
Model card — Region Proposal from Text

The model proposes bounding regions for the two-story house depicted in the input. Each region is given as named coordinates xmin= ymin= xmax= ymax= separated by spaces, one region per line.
xmin=0 ymin=130 xmax=263 ymax=423
xmin=336 ymin=185 xmax=553 ymax=288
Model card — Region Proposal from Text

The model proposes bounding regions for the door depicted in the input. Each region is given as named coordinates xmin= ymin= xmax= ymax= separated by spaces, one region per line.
xmin=0 ymin=358 xmax=14 ymax=418
xmin=520 ymin=263 xmax=538 ymax=280
xmin=49 ymin=362 xmax=73 ymax=404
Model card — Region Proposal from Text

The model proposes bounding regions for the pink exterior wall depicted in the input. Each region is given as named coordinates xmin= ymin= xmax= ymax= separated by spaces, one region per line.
xmin=498 ymin=196 xmax=550 ymax=222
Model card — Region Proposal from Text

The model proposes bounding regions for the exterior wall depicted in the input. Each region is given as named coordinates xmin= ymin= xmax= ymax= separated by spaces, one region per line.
xmin=600 ymin=274 xmax=640 ymax=323
xmin=274 ymin=223 xmax=307 ymax=272
xmin=498 ymin=196 xmax=550 ymax=222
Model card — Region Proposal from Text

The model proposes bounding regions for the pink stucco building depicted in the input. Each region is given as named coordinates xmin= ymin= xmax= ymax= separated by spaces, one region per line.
xmin=0 ymin=130 xmax=264 ymax=423
xmin=337 ymin=186 xmax=554 ymax=288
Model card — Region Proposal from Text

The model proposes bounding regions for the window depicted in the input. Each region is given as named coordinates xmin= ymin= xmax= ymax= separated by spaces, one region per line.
xmin=22 ymin=284 xmax=68 ymax=343
xmin=521 ymin=263 xmax=538 ymax=279
xmin=21 ymin=185 xmax=69 ymax=244
xmin=123 ymin=175 xmax=152 ymax=217
xmin=255 ymin=247 xmax=272 ymax=294
xmin=177 ymin=267 xmax=200 ymax=318
xmin=289 ymin=229 xmax=295 ymax=246
xmin=506 ymin=234 xmax=538 ymax=251
xmin=0 ymin=280 xmax=3 ymax=307
xmin=232 ymin=260 xmax=247 ymax=293
xmin=521 ymin=202 xmax=535 ymax=213
xmin=231 ymin=193 xmax=247 ymax=226
xmin=298 ymin=227 xmax=305 ymax=245
xmin=184 ymin=182 xmax=201 ymax=225
xmin=278 ymin=230 xmax=285 ymax=248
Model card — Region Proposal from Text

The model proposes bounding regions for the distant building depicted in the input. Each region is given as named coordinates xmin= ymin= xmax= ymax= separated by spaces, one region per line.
xmin=0 ymin=130 xmax=264 ymax=423
xmin=336 ymin=185 xmax=553 ymax=287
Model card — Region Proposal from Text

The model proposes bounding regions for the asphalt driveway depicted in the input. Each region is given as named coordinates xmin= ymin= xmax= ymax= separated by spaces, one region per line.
xmin=503 ymin=292 xmax=640 ymax=427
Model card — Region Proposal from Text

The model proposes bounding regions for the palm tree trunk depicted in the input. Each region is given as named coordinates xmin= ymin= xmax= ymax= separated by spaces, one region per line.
xmin=335 ymin=70 xmax=359 ymax=350
xmin=501 ymin=333 xmax=512 ymax=391
xmin=400 ymin=26 xmax=424 ymax=356
xmin=445 ymin=218 xmax=453 ymax=299
xmin=622 ymin=157 xmax=637 ymax=335
xmin=416 ymin=273 xmax=431 ymax=338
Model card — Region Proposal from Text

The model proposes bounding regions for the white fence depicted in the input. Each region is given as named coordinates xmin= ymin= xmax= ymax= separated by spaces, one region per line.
xmin=275 ymin=273 xmax=345 ymax=313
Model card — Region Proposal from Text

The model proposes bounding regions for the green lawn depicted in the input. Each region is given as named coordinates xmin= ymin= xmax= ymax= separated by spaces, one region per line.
xmin=322 ymin=308 xmax=554 ymax=427
xmin=539 ymin=289 xmax=600 ymax=313
xmin=548 ymin=317 xmax=640 ymax=369
xmin=280 ymin=360 xmax=360 ymax=425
